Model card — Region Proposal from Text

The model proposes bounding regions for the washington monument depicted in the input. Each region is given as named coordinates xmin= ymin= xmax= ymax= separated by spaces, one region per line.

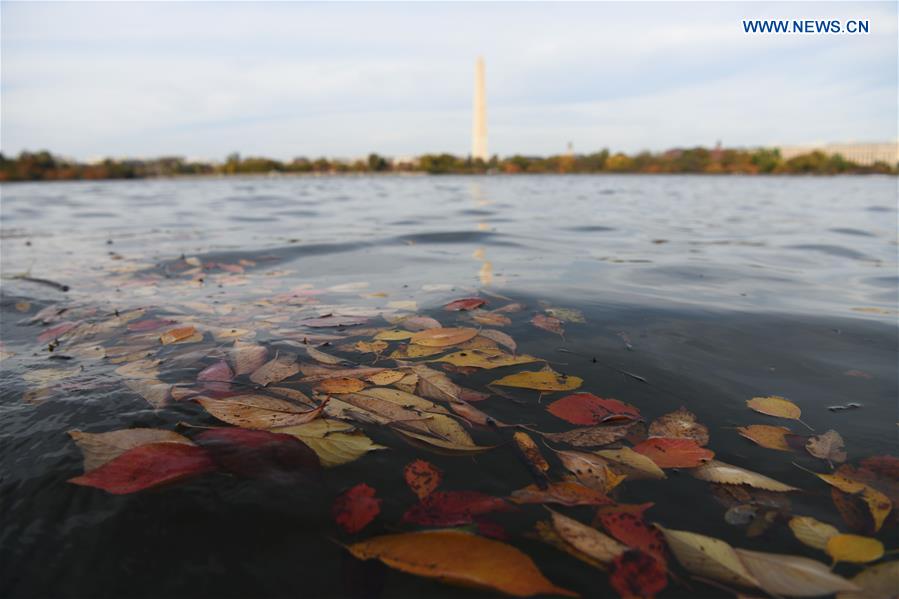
xmin=472 ymin=57 xmax=488 ymax=161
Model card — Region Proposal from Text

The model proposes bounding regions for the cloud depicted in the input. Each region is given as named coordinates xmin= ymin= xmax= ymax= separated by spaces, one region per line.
xmin=2 ymin=1 xmax=895 ymax=159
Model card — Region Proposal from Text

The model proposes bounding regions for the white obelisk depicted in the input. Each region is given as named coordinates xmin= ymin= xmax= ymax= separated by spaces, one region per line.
xmin=472 ymin=57 xmax=488 ymax=161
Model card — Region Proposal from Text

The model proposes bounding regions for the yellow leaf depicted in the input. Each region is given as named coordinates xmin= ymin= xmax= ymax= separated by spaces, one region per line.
xmin=389 ymin=344 xmax=446 ymax=359
xmin=159 ymin=326 xmax=199 ymax=345
xmin=746 ymin=395 xmax=801 ymax=420
xmin=816 ymin=473 xmax=893 ymax=532
xmin=409 ymin=327 xmax=479 ymax=347
xmin=347 ymin=530 xmax=577 ymax=597
xmin=826 ymin=534 xmax=884 ymax=564
xmin=737 ymin=424 xmax=793 ymax=451
xmin=374 ymin=329 xmax=415 ymax=341
xmin=491 ymin=370 xmax=583 ymax=392
xmin=355 ymin=340 xmax=389 ymax=354
xmin=431 ymin=348 xmax=540 ymax=370
xmin=789 ymin=516 xmax=840 ymax=551
xmin=275 ymin=420 xmax=386 ymax=467
xmin=197 ymin=395 xmax=326 ymax=429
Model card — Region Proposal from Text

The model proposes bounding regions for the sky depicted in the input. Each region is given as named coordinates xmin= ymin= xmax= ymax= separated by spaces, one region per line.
xmin=1 ymin=1 xmax=896 ymax=161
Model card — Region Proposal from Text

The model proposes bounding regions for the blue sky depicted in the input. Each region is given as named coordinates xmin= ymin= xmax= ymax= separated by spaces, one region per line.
xmin=1 ymin=1 xmax=896 ymax=160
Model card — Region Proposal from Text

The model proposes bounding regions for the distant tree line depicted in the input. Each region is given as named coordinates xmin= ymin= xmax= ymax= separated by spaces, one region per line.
xmin=1 ymin=147 xmax=895 ymax=182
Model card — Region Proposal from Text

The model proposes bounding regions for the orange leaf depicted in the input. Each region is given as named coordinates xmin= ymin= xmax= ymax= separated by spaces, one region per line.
xmin=632 ymin=437 xmax=714 ymax=468
xmin=547 ymin=393 xmax=641 ymax=425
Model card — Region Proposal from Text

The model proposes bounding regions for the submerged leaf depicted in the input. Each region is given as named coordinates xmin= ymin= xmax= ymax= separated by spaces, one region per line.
xmin=347 ymin=530 xmax=577 ymax=597
xmin=510 ymin=481 xmax=613 ymax=506
xmin=333 ymin=483 xmax=381 ymax=534
xmin=316 ymin=377 xmax=366 ymax=394
xmin=596 ymin=448 xmax=666 ymax=480
xmin=404 ymin=459 xmax=442 ymax=500
xmin=402 ymin=490 xmax=511 ymax=526
xmin=544 ymin=423 xmax=636 ymax=448
xmin=596 ymin=504 xmax=667 ymax=566
xmin=806 ymin=430 xmax=847 ymax=465
xmin=556 ymin=450 xmax=626 ymax=493
xmin=836 ymin=561 xmax=899 ymax=599
xmin=531 ymin=314 xmax=564 ymax=336
xmin=68 ymin=443 xmax=216 ymax=494
xmin=68 ymin=428 xmax=194 ymax=471
xmin=815 ymin=472 xmax=892 ymax=532
xmin=195 ymin=428 xmax=320 ymax=479
xmin=610 ymin=550 xmax=668 ymax=599
xmin=249 ymin=355 xmax=299 ymax=386
xmin=444 ymin=297 xmax=487 ymax=311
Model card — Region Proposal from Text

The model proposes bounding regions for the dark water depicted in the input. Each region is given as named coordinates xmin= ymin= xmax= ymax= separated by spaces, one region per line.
xmin=1 ymin=175 xmax=897 ymax=598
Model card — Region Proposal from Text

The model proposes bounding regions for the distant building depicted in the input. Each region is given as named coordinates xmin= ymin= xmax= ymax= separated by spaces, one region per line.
xmin=777 ymin=142 xmax=898 ymax=166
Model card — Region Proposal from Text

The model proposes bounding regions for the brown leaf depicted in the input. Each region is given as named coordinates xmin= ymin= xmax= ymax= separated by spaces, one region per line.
xmin=806 ymin=430 xmax=847 ymax=465
xmin=544 ymin=423 xmax=636 ymax=448
xmin=197 ymin=394 xmax=327 ymax=428
xmin=648 ymin=407 xmax=709 ymax=446
xmin=249 ymin=354 xmax=300 ymax=386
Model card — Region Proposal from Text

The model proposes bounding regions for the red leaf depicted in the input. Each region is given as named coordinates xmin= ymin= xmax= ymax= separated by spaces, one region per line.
xmin=547 ymin=393 xmax=641 ymax=425
xmin=402 ymin=491 xmax=511 ymax=526
xmin=610 ymin=550 xmax=668 ymax=599
xmin=333 ymin=483 xmax=381 ymax=534
xmin=195 ymin=428 xmax=320 ymax=480
xmin=404 ymin=459 xmax=443 ymax=500
xmin=68 ymin=443 xmax=216 ymax=494
xmin=444 ymin=297 xmax=487 ymax=311
xmin=632 ymin=437 xmax=714 ymax=468
xmin=597 ymin=503 xmax=667 ymax=566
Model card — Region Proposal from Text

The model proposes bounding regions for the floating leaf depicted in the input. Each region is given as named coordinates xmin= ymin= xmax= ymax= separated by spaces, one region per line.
xmin=544 ymin=307 xmax=586 ymax=323
xmin=410 ymin=327 xmax=479 ymax=347
xmin=478 ymin=329 xmax=517 ymax=353
xmin=333 ymin=483 xmax=381 ymax=534
xmin=375 ymin=329 xmax=414 ymax=341
xmin=195 ymin=427 xmax=319 ymax=480
xmin=354 ymin=340 xmax=389 ymax=354
xmin=124 ymin=378 xmax=171 ymax=409
xmin=401 ymin=316 xmax=441 ymax=331
xmin=276 ymin=420 xmax=386 ymax=467
xmin=531 ymin=314 xmax=564 ymax=336
xmin=404 ymin=459 xmax=442 ymax=500
xmin=549 ymin=509 xmax=626 ymax=564
xmin=547 ymin=393 xmax=640 ymax=426
xmin=815 ymin=472 xmax=892 ymax=532
xmin=68 ymin=443 xmax=216 ymax=494
xmin=197 ymin=360 xmax=234 ymax=388
xmin=408 ymin=364 xmax=461 ymax=403
xmin=610 ymin=550 xmax=668 ymax=599
xmin=534 ymin=520 xmax=605 ymax=570
xmin=197 ymin=395 xmax=327 ymax=429
xmin=735 ymin=548 xmax=860 ymax=596
xmin=402 ymin=491 xmax=511 ymax=526
xmin=305 ymin=345 xmax=348 ymax=365
xmin=367 ymin=370 xmax=405 ymax=386
xmin=556 ymin=450 xmax=626 ymax=493
xmin=826 ymin=534 xmax=884 ymax=564
xmin=510 ymin=481 xmax=613 ymax=506
xmin=316 ymin=377 xmax=366 ymax=394
xmin=491 ymin=370 xmax=582 ymax=392
xmin=746 ymin=395 xmax=802 ymax=420
xmin=68 ymin=428 xmax=194 ymax=471
xmin=789 ymin=516 xmax=840 ymax=550
xmin=656 ymin=526 xmax=759 ymax=588
xmin=249 ymin=355 xmax=299 ymax=386
xmin=806 ymin=430 xmax=847 ymax=465
xmin=737 ymin=424 xmax=793 ymax=451
xmin=648 ymin=407 xmax=709 ymax=446
xmin=596 ymin=448 xmax=666 ymax=480
xmin=690 ymin=460 xmax=798 ymax=492
xmin=347 ymin=530 xmax=577 ymax=597
xmin=513 ymin=431 xmax=550 ymax=486
xmin=432 ymin=348 xmax=540 ymax=370
xmin=836 ymin=561 xmax=899 ymax=599
xmin=632 ymin=438 xmax=714 ymax=468
xmin=394 ymin=429 xmax=494 ymax=454
xmin=444 ymin=297 xmax=487 ymax=311
xmin=471 ymin=311 xmax=511 ymax=327
xmin=544 ymin=423 xmax=636 ymax=448
xmin=159 ymin=326 xmax=198 ymax=345
xmin=597 ymin=504 xmax=667 ymax=566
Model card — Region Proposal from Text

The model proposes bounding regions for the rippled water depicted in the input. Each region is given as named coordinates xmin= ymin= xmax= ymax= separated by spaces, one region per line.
xmin=1 ymin=175 xmax=897 ymax=598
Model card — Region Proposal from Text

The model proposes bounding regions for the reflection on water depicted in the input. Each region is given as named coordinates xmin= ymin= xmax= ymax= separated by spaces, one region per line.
xmin=0 ymin=174 xmax=897 ymax=598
